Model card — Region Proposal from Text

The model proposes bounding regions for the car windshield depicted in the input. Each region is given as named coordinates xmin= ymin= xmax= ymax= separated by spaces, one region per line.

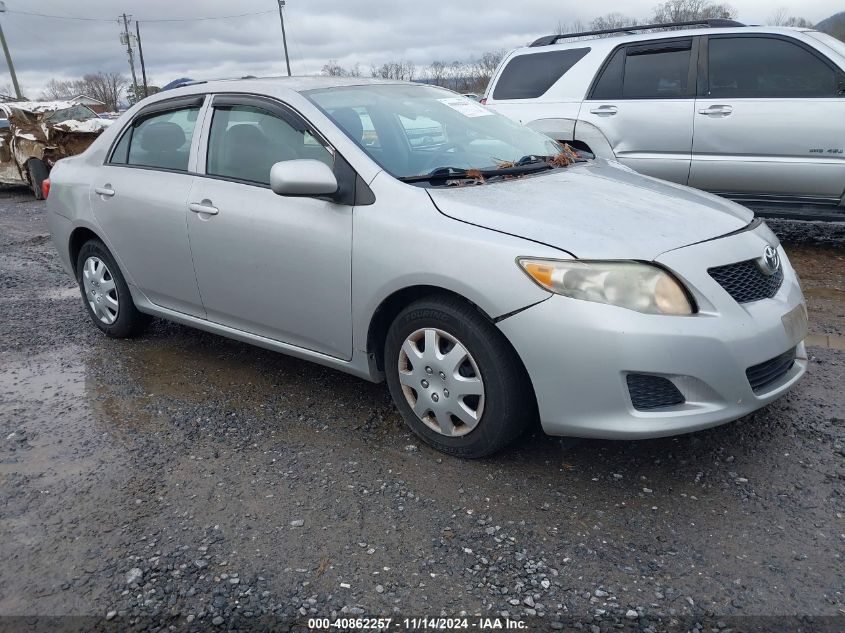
xmin=48 ymin=104 xmax=98 ymax=123
xmin=304 ymin=84 xmax=564 ymax=182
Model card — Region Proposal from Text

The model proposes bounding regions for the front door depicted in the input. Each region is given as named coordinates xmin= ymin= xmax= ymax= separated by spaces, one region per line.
xmin=690 ymin=35 xmax=845 ymax=200
xmin=578 ymin=37 xmax=698 ymax=184
xmin=90 ymin=99 xmax=205 ymax=317
xmin=186 ymin=97 xmax=353 ymax=359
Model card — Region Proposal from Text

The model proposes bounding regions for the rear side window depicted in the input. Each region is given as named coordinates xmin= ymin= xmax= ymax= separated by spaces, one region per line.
xmin=111 ymin=106 xmax=199 ymax=171
xmin=492 ymin=48 xmax=590 ymax=100
xmin=590 ymin=41 xmax=693 ymax=99
xmin=591 ymin=48 xmax=625 ymax=99
xmin=707 ymin=37 xmax=837 ymax=98
xmin=623 ymin=43 xmax=692 ymax=99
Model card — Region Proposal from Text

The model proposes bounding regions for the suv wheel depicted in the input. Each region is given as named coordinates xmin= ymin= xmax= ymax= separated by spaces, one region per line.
xmin=76 ymin=240 xmax=151 ymax=338
xmin=26 ymin=158 xmax=48 ymax=200
xmin=384 ymin=296 xmax=534 ymax=458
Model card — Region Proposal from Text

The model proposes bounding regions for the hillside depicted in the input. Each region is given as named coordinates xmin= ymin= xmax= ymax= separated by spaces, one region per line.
xmin=816 ymin=10 xmax=845 ymax=41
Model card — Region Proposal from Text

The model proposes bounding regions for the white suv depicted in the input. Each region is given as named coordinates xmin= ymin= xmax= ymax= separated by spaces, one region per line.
xmin=484 ymin=20 xmax=845 ymax=217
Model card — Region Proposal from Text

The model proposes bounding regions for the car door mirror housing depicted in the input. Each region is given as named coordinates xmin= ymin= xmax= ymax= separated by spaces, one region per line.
xmin=270 ymin=159 xmax=338 ymax=197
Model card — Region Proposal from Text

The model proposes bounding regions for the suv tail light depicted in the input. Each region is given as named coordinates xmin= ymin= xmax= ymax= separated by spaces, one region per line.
xmin=41 ymin=178 xmax=50 ymax=199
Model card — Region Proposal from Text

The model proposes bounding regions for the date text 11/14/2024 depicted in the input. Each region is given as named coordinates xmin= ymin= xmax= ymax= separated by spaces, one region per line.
xmin=308 ymin=617 xmax=528 ymax=630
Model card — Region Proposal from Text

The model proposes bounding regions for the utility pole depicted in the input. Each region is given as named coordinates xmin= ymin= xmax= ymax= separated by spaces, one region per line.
xmin=0 ymin=2 xmax=22 ymax=99
xmin=120 ymin=13 xmax=139 ymax=102
xmin=277 ymin=0 xmax=291 ymax=76
xmin=135 ymin=21 xmax=148 ymax=99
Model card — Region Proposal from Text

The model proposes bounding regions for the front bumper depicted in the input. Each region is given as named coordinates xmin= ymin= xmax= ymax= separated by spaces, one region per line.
xmin=498 ymin=227 xmax=808 ymax=439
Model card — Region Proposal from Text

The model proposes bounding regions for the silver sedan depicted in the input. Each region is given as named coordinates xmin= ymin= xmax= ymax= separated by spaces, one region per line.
xmin=45 ymin=78 xmax=808 ymax=457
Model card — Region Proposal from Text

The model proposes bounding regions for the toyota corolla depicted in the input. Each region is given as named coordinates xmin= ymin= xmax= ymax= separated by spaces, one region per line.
xmin=45 ymin=78 xmax=808 ymax=457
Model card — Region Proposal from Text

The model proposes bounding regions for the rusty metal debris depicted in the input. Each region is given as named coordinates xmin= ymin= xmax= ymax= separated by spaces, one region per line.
xmin=0 ymin=101 xmax=111 ymax=196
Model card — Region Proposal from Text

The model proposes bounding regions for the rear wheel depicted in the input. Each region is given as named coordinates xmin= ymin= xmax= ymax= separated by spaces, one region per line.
xmin=26 ymin=158 xmax=48 ymax=200
xmin=76 ymin=239 xmax=151 ymax=338
xmin=384 ymin=296 xmax=534 ymax=458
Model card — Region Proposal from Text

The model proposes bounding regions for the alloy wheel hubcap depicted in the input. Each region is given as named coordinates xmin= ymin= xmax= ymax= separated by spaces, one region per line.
xmin=397 ymin=328 xmax=485 ymax=437
xmin=82 ymin=256 xmax=119 ymax=325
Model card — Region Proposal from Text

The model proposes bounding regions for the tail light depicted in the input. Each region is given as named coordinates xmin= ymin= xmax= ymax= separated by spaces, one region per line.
xmin=480 ymin=98 xmax=487 ymax=105
xmin=41 ymin=178 xmax=51 ymax=199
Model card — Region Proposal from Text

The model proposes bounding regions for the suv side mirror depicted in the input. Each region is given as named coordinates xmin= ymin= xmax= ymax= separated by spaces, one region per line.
xmin=270 ymin=159 xmax=338 ymax=197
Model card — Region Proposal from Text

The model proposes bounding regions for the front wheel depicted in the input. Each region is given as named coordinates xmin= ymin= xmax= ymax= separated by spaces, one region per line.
xmin=384 ymin=296 xmax=535 ymax=458
xmin=76 ymin=239 xmax=151 ymax=338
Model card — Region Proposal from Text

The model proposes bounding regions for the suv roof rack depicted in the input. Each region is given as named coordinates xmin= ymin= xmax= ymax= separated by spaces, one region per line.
xmin=530 ymin=19 xmax=746 ymax=46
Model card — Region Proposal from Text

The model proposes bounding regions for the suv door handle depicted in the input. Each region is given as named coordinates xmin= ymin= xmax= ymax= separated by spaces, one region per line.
xmin=94 ymin=185 xmax=115 ymax=197
xmin=589 ymin=105 xmax=618 ymax=116
xmin=698 ymin=105 xmax=733 ymax=116
xmin=189 ymin=201 xmax=219 ymax=216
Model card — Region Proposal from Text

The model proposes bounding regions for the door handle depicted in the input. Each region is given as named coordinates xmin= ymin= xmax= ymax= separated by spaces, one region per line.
xmin=589 ymin=105 xmax=618 ymax=116
xmin=698 ymin=105 xmax=733 ymax=116
xmin=94 ymin=185 xmax=115 ymax=197
xmin=189 ymin=201 xmax=219 ymax=216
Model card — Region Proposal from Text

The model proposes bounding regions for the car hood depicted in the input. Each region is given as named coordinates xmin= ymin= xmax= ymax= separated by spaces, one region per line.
xmin=426 ymin=160 xmax=754 ymax=260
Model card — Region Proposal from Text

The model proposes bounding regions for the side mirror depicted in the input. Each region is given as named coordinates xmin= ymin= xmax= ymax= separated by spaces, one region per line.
xmin=270 ymin=159 xmax=338 ymax=197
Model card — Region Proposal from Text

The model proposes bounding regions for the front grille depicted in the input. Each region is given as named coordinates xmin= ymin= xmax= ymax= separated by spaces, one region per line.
xmin=708 ymin=259 xmax=783 ymax=303
xmin=746 ymin=348 xmax=795 ymax=393
xmin=626 ymin=374 xmax=685 ymax=411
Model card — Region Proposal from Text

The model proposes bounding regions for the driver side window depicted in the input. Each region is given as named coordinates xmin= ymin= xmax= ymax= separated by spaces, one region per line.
xmin=206 ymin=105 xmax=333 ymax=186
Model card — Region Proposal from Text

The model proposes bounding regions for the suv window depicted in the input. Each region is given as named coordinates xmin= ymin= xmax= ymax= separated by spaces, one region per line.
xmin=206 ymin=105 xmax=333 ymax=185
xmin=493 ymin=48 xmax=590 ymax=100
xmin=623 ymin=43 xmax=692 ymax=99
xmin=708 ymin=37 xmax=837 ymax=98
xmin=112 ymin=106 xmax=199 ymax=171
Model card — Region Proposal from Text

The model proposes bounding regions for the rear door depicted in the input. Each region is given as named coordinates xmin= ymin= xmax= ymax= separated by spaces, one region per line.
xmin=690 ymin=34 xmax=845 ymax=201
xmin=578 ymin=37 xmax=698 ymax=184
xmin=90 ymin=97 xmax=206 ymax=317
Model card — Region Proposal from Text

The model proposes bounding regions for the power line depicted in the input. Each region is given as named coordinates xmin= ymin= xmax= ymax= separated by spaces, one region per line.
xmin=4 ymin=8 xmax=275 ymax=23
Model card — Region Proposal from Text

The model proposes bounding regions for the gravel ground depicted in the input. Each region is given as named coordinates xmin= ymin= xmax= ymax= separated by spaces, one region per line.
xmin=1 ymin=186 xmax=843 ymax=633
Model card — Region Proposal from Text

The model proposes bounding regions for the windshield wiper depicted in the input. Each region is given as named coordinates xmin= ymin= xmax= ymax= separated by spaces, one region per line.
xmin=398 ymin=161 xmax=552 ymax=184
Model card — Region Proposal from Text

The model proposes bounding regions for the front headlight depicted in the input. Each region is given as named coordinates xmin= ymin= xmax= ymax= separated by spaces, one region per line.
xmin=518 ymin=258 xmax=693 ymax=315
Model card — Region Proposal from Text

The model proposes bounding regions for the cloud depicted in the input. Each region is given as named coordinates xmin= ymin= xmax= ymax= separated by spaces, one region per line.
xmin=1 ymin=0 xmax=841 ymax=98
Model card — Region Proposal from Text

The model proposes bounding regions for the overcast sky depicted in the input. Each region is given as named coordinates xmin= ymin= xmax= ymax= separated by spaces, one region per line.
xmin=1 ymin=0 xmax=842 ymax=98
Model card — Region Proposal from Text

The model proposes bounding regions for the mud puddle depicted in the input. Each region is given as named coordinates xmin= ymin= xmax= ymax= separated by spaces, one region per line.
xmin=784 ymin=243 xmax=845 ymax=335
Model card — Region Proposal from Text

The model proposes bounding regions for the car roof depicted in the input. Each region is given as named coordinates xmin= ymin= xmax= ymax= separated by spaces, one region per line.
xmin=511 ymin=25 xmax=818 ymax=56
xmin=161 ymin=75 xmax=411 ymax=97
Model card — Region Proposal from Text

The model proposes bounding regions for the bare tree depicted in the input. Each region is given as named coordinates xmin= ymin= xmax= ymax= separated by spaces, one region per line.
xmin=591 ymin=12 xmax=639 ymax=30
xmin=651 ymin=0 xmax=737 ymax=22
xmin=0 ymin=82 xmax=25 ymax=100
xmin=370 ymin=60 xmax=416 ymax=81
xmin=555 ymin=19 xmax=587 ymax=34
xmin=427 ymin=61 xmax=447 ymax=87
xmin=82 ymin=72 xmax=128 ymax=112
xmin=42 ymin=79 xmax=85 ymax=101
xmin=321 ymin=60 xmax=347 ymax=77
xmin=41 ymin=73 xmax=127 ymax=110
xmin=767 ymin=8 xmax=813 ymax=27
xmin=469 ymin=50 xmax=506 ymax=93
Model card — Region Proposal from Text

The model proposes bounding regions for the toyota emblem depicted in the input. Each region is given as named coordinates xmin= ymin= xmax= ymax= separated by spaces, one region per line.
xmin=761 ymin=245 xmax=780 ymax=276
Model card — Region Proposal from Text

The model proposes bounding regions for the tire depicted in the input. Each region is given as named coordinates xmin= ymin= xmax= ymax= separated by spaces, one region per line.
xmin=76 ymin=239 xmax=151 ymax=338
xmin=384 ymin=295 xmax=535 ymax=458
xmin=26 ymin=158 xmax=48 ymax=200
